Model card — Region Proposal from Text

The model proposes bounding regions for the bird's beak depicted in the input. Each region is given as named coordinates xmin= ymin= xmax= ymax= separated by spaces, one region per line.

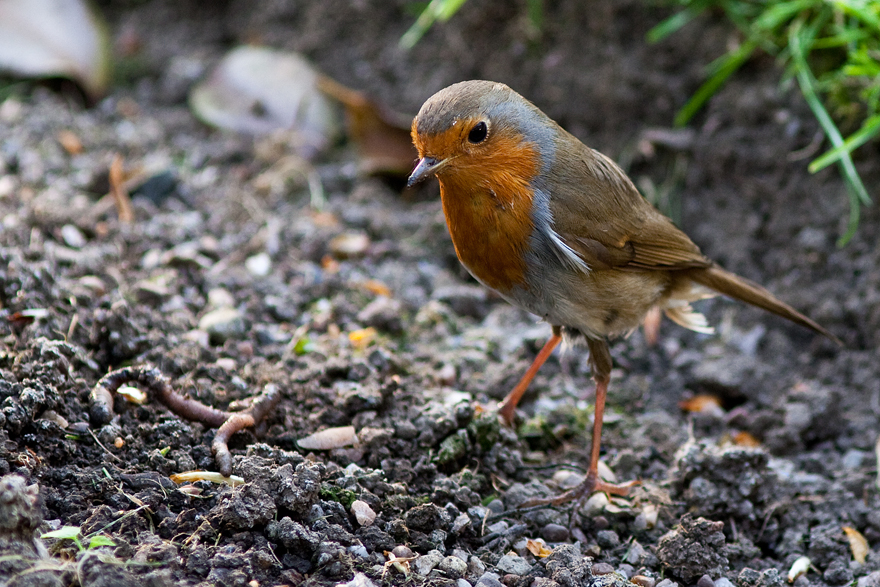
xmin=407 ymin=156 xmax=443 ymax=188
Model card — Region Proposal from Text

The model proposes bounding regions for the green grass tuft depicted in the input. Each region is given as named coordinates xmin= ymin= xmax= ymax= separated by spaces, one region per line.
xmin=649 ymin=0 xmax=879 ymax=245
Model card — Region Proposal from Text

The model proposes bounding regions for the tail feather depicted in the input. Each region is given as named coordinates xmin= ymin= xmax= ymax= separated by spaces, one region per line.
xmin=688 ymin=265 xmax=841 ymax=345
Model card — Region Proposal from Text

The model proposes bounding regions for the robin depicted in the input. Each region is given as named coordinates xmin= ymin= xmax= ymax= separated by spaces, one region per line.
xmin=407 ymin=80 xmax=839 ymax=504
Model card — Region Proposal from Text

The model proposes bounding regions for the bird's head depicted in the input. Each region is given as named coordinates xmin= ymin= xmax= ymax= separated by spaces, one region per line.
xmin=407 ymin=80 xmax=557 ymax=191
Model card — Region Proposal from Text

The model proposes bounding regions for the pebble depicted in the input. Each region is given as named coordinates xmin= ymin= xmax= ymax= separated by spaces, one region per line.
xmin=207 ymin=288 xmax=235 ymax=308
xmin=60 ymin=224 xmax=86 ymax=248
xmin=714 ymin=579 xmax=735 ymax=587
xmin=592 ymin=563 xmax=615 ymax=575
xmin=541 ymin=523 xmax=569 ymax=542
xmin=656 ymin=579 xmax=679 ymax=587
xmin=617 ymin=564 xmax=635 ymax=579
xmin=857 ymin=571 xmax=880 ymax=587
xmin=391 ymin=545 xmax=414 ymax=559
xmin=596 ymin=529 xmax=620 ymax=549
xmin=468 ymin=555 xmax=486 ymax=578
xmin=495 ymin=554 xmax=532 ymax=576
xmin=412 ymin=549 xmax=444 ymax=576
xmin=476 ymin=572 xmax=504 ymax=587
xmin=697 ymin=575 xmax=715 ymax=587
xmin=245 ymin=252 xmax=272 ymax=276
xmin=452 ymin=512 xmax=471 ymax=534
xmin=347 ymin=544 xmax=368 ymax=559
xmin=486 ymin=499 xmax=505 ymax=515
xmin=457 ymin=580 xmax=473 ymax=587
xmin=438 ymin=555 xmax=468 ymax=579
xmin=198 ymin=307 xmax=247 ymax=344
xmin=329 ymin=231 xmax=370 ymax=258
xmin=632 ymin=575 xmax=656 ymax=587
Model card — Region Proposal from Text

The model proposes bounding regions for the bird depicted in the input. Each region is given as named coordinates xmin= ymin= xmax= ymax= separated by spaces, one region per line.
xmin=407 ymin=80 xmax=839 ymax=505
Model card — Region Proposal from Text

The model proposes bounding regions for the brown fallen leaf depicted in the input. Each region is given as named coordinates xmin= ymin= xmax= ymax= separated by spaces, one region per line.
xmin=349 ymin=327 xmax=378 ymax=350
xmin=679 ymin=394 xmax=723 ymax=415
xmin=317 ymin=75 xmax=417 ymax=176
xmin=526 ymin=538 xmax=553 ymax=558
xmin=57 ymin=130 xmax=83 ymax=155
xmin=842 ymin=526 xmax=868 ymax=564
xmin=362 ymin=279 xmax=392 ymax=297
xmin=733 ymin=431 xmax=761 ymax=448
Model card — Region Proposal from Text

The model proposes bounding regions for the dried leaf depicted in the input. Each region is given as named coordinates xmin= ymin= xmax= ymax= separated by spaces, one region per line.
xmin=787 ymin=555 xmax=811 ymax=583
xmin=526 ymin=538 xmax=553 ymax=558
xmin=351 ymin=499 xmax=377 ymax=527
xmin=0 ymin=0 xmax=111 ymax=99
xmin=190 ymin=46 xmax=340 ymax=159
xmin=297 ymin=425 xmax=358 ymax=450
xmin=362 ymin=280 xmax=392 ymax=297
xmin=843 ymin=526 xmax=868 ymax=564
xmin=349 ymin=327 xmax=377 ymax=350
xmin=733 ymin=431 xmax=761 ymax=448
xmin=317 ymin=75 xmax=417 ymax=176
xmin=679 ymin=395 xmax=723 ymax=415
xmin=57 ymin=130 xmax=84 ymax=155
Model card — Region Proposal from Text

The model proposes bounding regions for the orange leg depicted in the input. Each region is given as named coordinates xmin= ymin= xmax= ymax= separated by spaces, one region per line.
xmin=498 ymin=328 xmax=562 ymax=425
xmin=520 ymin=337 xmax=637 ymax=507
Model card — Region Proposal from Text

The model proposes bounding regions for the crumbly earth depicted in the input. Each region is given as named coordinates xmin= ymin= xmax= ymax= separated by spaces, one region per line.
xmin=1 ymin=1 xmax=879 ymax=586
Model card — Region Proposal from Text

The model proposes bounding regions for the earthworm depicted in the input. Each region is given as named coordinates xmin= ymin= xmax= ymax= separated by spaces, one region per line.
xmin=90 ymin=366 xmax=281 ymax=476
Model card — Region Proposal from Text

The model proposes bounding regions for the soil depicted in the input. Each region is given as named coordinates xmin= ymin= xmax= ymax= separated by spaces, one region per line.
xmin=1 ymin=1 xmax=879 ymax=587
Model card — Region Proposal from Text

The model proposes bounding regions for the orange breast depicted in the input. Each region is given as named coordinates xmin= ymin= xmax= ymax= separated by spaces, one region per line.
xmin=438 ymin=135 xmax=541 ymax=293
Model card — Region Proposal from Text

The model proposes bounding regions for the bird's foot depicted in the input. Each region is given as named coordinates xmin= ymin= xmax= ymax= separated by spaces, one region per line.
xmin=518 ymin=470 xmax=639 ymax=508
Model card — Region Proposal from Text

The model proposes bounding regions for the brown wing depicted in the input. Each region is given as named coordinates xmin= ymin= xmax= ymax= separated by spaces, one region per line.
xmin=547 ymin=138 xmax=711 ymax=272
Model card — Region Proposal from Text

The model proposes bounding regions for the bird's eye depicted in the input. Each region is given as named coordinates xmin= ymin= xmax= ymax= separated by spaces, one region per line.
xmin=468 ymin=121 xmax=488 ymax=144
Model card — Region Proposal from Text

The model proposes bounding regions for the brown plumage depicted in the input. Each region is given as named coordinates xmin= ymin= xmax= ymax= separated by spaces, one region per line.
xmin=409 ymin=80 xmax=839 ymax=505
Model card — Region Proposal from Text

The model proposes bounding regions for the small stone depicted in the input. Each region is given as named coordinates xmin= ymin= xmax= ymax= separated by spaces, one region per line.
xmin=698 ymin=575 xmax=715 ymax=587
xmin=656 ymin=580 xmax=679 ymax=587
xmin=457 ymin=580 xmax=473 ymax=587
xmin=618 ymin=564 xmax=635 ymax=579
xmin=452 ymin=512 xmax=472 ymax=534
xmin=486 ymin=499 xmax=505 ymax=515
xmin=412 ymin=549 xmax=444 ymax=576
xmin=207 ymin=288 xmax=235 ymax=308
xmin=632 ymin=576 xmax=656 ymax=587
xmin=351 ymin=499 xmax=376 ymax=526
xmin=439 ymin=555 xmax=468 ymax=579
xmin=391 ymin=545 xmax=414 ymax=559
xmin=329 ymin=231 xmax=370 ymax=258
xmin=469 ymin=555 xmax=487 ymax=577
xmin=592 ymin=563 xmax=615 ymax=575
xmin=60 ymin=224 xmax=86 ymax=248
xmin=245 ymin=252 xmax=272 ymax=276
xmin=476 ymin=572 xmax=504 ymax=587
xmin=596 ymin=529 xmax=620 ymax=549
xmin=198 ymin=307 xmax=247 ymax=344
xmin=347 ymin=544 xmax=368 ymax=559
xmin=541 ymin=523 xmax=569 ymax=542
xmin=823 ymin=559 xmax=853 ymax=586
xmin=496 ymin=554 xmax=532 ymax=576
xmin=857 ymin=571 xmax=880 ymax=587
xmin=715 ymin=579 xmax=736 ymax=587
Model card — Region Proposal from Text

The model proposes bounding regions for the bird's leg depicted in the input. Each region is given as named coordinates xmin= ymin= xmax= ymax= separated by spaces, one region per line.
xmin=498 ymin=326 xmax=562 ymax=424
xmin=519 ymin=338 xmax=637 ymax=508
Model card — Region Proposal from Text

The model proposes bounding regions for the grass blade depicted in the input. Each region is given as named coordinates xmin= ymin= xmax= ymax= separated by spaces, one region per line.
xmin=674 ymin=38 xmax=757 ymax=126
xmin=809 ymin=114 xmax=880 ymax=172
